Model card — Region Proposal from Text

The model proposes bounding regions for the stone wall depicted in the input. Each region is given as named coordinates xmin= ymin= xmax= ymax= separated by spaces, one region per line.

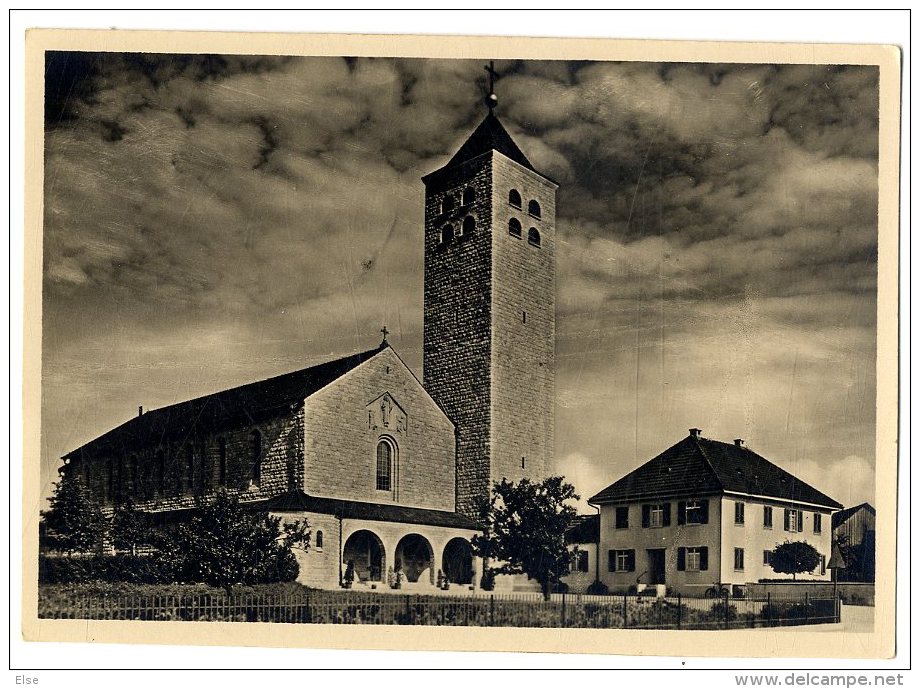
xmin=422 ymin=153 xmax=494 ymax=518
xmin=303 ymin=347 xmax=456 ymax=512
xmin=67 ymin=407 xmax=305 ymax=512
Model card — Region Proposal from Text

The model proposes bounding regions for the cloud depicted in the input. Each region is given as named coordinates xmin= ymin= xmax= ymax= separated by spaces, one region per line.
xmin=40 ymin=56 xmax=880 ymax=511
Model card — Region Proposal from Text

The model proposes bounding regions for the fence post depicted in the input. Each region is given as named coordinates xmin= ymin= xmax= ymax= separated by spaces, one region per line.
xmin=561 ymin=593 xmax=566 ymax=627
xmin=623 ymin=594 xmax=628 ymax=628
xmin=804 ymin=591 xmax=809 ymax=624
xmin=489 ymin=595 xmax=495 ymax=627
xmin=723 ymin=590 xmax=729 ymax=629
xmin=677 ymin=593 xmax=681 ymax=630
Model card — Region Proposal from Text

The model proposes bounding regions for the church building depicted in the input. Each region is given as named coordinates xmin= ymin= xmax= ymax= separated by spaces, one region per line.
xmin=56 ymin=79 xmax=557 ymax=592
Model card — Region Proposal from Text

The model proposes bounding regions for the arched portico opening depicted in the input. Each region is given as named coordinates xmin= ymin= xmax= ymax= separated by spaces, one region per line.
xmin=395 ymin=533 xmax=435 ymax=584
xmin=442 ymin=538 xmax=474 ymax=585
xmin=343 ymin=530 xmax=385 ymax=584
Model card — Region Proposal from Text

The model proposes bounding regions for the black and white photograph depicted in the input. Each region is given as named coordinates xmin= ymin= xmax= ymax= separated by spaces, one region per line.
xmin=20 ymin=24 xmax=900 ymax=663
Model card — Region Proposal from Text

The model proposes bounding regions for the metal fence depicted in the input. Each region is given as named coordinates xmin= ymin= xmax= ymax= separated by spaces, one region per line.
xmin=38 ymin=589 xmax=840 ymax=629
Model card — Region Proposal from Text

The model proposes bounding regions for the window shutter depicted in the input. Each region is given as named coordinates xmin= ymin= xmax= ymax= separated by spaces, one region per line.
xmin=627 ymin=550 xmax=636 ymax=572
xmin=608 ymin=550 xmax=615 ymax=573
xmin=700 ymin=499 xmax=710 ymax=524
xmin=677 ymin=547 xmax=686 ymax=571
xmin=642 ymin=505 xmax=650 ymax=528
xmin=797 ymin=510 xmax=803 ymax=532
xmin=662 ymin=502 xmax=671 ymax=526
xmin=677 ymin=501 xmax=686 ymax=525
xmin=700 ymin=547 xmax=709 ymax=571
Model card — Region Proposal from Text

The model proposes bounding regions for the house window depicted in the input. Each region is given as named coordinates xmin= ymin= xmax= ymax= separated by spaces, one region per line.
xmin=813 ymin=513 xmax=822 ymax=534
xmin=440 ymin=195 xmax=455 ymax=214
xmin=250 ymin=430 xmax=262 ymax=487
xmin=677 ymin=546 xmax=708 ymax=571
xmin=527 ymin=227 xmax=541 ymax=247
xmin=574 ymin=550 xmax=589 ymax=573
xmin=528 ymin=199 xmax=541 ymax=218
xmin=461 ymin=215 xmax=475 ymax=236
xmin=508 ymin=217 xmax=522 ymax=238
xmin=818 ymin=555 xmax=826 ymax=575
xmin=763 ymin=550 xmax=772 ymax=566
xmin=644 ymin=503 xmax=670 ymax=528
xmin=462 ymin=187 xmax=476 ymax=206
xmin=679 ymin=499 xmax=709 ymax=525
xmin=440 ymin=224 xmax=455 ymax=245
xmin=509 ymin=189 xmax=522 ymax=209
xmin=734 ymin=548 xmax=745 ymax=571
xmin=615 ymin=506 xmax=629 ymax=529
xmin=763 ymin=505 xmax=773 ymax=529
xmin=315 ymin=530 xmax=324 ymax=550
xmin=376 ymin=438 xmax=396 ymax=491
xmin=784 ymin=508 xmax=803 ymax=532
xmin=608 ymin=549 xmax=635 ymax=573
xmin=734 ymin=501 xmax=745 ymax=525
xmin=218 ymin=438 xmax=227 ymax=487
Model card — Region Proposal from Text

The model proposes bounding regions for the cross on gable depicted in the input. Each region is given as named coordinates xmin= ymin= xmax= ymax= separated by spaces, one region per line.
xmin=380 ymin=325 xmax=389 ymax=343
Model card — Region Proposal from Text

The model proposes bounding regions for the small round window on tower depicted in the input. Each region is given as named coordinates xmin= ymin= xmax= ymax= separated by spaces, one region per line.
xmin=508 ymin=218 xmax=522 ymax=238
xmin=440 ymin=224 xmax=455 ymax=245
xmin=528 ymin=199 xmax=541 ymax=218
xmin=462 ymin=187 xmax=476 ymax=206
xmin=440 ymin=195 xmax=455 ymax=215
xmin=528 ymin=227 xmax=541 ymax=247
xmin=461 ymin=215 xmax=475 ymax=236
xmin=508 ymin=189 xmax=522 ymax=209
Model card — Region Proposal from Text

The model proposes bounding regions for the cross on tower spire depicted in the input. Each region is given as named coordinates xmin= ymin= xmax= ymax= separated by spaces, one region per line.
xmin=380 ymin=325 xmax=390 ymax=344
xmin=484 ymin=60 xmax=499 ymax=112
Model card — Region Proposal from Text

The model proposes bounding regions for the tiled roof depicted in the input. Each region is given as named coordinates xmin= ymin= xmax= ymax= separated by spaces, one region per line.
xmin=444 ymin=112 xmax=536 ymax=172
xmin=589 ymin=433 xmax=842 ymax=510
xmin=64 ymin=345 xmax=387 ymax=459
xmin=266 ymin=490 xmax=481 ymax=530
xmin=565 ymin=514 xmax=599 ymax=544
xmin=832 ymin=502 xmax=875 ymax=529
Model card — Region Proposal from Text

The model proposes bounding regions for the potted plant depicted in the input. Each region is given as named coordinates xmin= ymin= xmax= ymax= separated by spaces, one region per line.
xmin=343 ymin=560 xmax=355 ymax=589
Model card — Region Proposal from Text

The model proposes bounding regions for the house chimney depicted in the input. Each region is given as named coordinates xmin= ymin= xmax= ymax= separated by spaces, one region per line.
xmin=689 ymin=428 xmax=702 ymax=438
xmin=734 ymin=438 xmax=745 ymax=447
xmin=138 ymin=406 xmax=144 ymax=417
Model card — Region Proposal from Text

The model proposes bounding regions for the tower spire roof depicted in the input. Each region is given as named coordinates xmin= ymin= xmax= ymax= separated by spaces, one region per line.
xmin=444 ymin=112 xmax=536 ymax=172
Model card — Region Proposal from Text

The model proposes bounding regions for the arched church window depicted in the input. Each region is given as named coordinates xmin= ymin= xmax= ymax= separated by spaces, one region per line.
xmin=440 ymin=195 xmax=455 ymax=215
xmin=250 ymin=430 xmax=263 ymax=487
xmin=508 ymin=189 xmax=522 ymax=209
xmin=508 ymin=218 xmax=522 ymax=238
xmin=376 ymin=438 xmax=396 ymax=492
xmin=528 ymin=199 xmax=541 ymax=218
xmin=461 ymin=215 xmax=475 ymax=236
xmin=528 ymin=227 xmax=541 ymax=247
xmin=462 ymin=187 xmax=476 ymax=206
xmin=440 ymin=224 xmax=455 ymax=245
xmin=315 ymin=530 xmax=324 ymax=550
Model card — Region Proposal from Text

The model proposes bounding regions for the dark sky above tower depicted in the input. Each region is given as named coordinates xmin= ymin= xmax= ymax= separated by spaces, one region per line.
xmin=41 ymin=53 xmax=879 ymax=509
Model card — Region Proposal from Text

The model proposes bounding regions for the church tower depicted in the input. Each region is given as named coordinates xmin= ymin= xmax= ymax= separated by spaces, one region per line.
xmin=422 ymin=67 xmax=557 ymax=518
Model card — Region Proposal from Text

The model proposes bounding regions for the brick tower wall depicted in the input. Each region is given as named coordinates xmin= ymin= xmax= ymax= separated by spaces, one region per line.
xmin=423 ymin=153 xmax=494 ymax=518
xmin=489 ymin=155 xmax=556 ymax=487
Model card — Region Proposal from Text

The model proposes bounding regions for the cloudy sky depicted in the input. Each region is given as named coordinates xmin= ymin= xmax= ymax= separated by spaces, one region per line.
xmin=41 ymin=53 xmax=879 ymax=511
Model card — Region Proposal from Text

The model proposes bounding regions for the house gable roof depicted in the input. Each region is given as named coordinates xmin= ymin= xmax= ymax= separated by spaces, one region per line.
xmin=589 ymin=433 xmax=842 ymax=510
xmin=565 ymin=514 xmax=600 ymax=544
xmin=64 ymin=344 xmax=388 ymax=460
xmin=832 ymin=502 xmax=875 ymax=529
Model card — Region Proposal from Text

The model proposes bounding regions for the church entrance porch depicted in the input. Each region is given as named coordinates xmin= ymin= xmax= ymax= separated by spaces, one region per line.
xmin=395 ymin=533 xmax=435 ymax=585
xmin=343 ymin=530 xmax=385 ymax=584
xmin=442 ymin=537 xmax=474 ymax=585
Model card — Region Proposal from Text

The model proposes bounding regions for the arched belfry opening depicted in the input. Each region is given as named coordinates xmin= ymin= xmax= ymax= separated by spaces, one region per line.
xmin=442 ymin=538 xmax=474 ymax=585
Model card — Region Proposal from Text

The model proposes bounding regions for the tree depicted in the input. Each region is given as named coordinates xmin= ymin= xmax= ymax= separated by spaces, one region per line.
xmin=40 ymin=476 xmax=107 ymax=555
xmin=110 ymin=499 xmax=155 ymax=556
xmin=471 ymin=476 xmax=579 ymax=601
xmin=769 ymin=540 xmax=822 ymax=580
xmin=164 ymin=492 xmax=310 ymax=593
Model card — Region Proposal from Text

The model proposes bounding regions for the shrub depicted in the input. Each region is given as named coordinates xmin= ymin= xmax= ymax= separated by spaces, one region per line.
xmin=38 ymin=554 xmax=175 ymax=584
xmin=586 ymin=580 xmax=609 ymax=595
